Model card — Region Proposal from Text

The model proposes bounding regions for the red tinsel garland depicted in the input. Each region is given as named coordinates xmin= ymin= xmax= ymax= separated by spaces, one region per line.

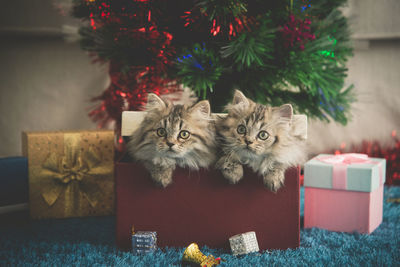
xmin=88 ymin=61 xmax=181 ymax=153
xmin=85 ymin=0 xmax=180 ymax=140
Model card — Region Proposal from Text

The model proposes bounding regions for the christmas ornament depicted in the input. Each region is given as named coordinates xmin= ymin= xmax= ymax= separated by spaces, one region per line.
xmin=387 ymin=198 xmax=400 ymax=203
xmin=131 ymin=226 xmax=157 ymax=255
xmin=280 ymin=14 xmax=315 ymax=50
xmin=182 ymin=243 xmax=222 ymax=267
xmin=229 ymin=231 xmax=259 ymax=256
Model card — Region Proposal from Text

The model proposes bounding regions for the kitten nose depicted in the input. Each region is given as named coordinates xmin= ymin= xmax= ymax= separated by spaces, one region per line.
xmin=245 ymin=139 xmax=253 ymax=145
xmin=166 ymin=141 xmax=174 ymax=148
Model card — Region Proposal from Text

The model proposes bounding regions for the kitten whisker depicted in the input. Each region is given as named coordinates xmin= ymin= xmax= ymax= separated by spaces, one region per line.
xmin=128 ymin=95 xmax=216 ymax=187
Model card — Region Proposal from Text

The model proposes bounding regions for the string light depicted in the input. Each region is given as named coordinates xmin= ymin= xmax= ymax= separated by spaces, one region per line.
xmin=320 ymin=36 xmax=337 ymax=58
xmin=90 ymin=13 xmax=96 ymax=30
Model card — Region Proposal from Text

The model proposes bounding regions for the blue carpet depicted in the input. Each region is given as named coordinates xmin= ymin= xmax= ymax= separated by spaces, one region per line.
xmin=1 ymin=187 xmax=399 ymax=266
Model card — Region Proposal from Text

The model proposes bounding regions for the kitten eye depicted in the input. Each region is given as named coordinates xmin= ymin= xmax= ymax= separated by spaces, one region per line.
xmin=178 ymin=130 xmax=190 ymax=139
xmin=258 ymin=130 xmax=269 ymax=140
xmin=156 ymin=128 xmax=167 ymax=137
xmin=237 ymin=125 xmax=246 ymax=135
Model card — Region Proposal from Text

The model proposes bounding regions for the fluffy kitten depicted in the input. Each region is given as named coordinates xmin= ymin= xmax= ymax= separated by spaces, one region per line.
xmin=216 ymin=90 xmax=306 ymax=192
xmin=128 ymin=93 xmax=216 ymax=187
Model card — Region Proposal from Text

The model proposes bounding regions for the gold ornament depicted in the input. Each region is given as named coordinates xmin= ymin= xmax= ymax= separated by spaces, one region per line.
xmin=387 ymin=198 xmax=400 ymax=203
xmin=182 ymin=243 xmax=222 ymax=267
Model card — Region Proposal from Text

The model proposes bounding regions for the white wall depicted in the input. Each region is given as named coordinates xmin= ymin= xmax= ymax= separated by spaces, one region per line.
xmin=0 ymin=1 xmax=110 ymax=157
xmin=0 ymin=0 xmax=399 ymax=157
xmin=307 ymin=0 xmax=400 ymax=154
xmin=0 ymin=37 xmax=110 ymax=157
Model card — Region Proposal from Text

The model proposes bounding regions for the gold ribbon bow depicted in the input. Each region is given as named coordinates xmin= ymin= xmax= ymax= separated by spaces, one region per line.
xmin=39 ymin=133 xmax=111 ymax=209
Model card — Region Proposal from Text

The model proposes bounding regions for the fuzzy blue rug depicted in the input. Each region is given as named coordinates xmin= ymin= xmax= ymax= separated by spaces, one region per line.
xmin=1 ymin=187 xmax=399 ymax=266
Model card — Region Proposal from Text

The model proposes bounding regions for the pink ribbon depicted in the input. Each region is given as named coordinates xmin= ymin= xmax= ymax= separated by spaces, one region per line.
xmin=317 ymin=153 xmax=383 ymax=190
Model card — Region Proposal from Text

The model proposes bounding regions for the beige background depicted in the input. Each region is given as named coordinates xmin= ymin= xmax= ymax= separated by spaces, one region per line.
xmin=0 ymin=0 xmax=399 ymax=158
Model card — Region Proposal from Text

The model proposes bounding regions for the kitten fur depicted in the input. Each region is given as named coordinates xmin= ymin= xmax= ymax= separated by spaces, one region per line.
xmin=216 ymin=90 xmax=306 ymax=192
xmin=128 ymin=93 xmax=216 ymax=187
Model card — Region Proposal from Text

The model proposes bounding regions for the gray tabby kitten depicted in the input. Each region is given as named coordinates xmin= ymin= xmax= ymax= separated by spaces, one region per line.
xmin=216 ymin=90 xmax=306 ymax=192
xmin=128 ymin=93 xmax=216 ymax=187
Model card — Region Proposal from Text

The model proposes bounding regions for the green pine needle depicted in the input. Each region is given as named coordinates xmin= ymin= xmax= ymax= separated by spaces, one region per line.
xmin=175 ymin=44 xmax=223 ymax=99
xmin=221 ymin=14 xmax=275 ymax=70
xmin=72 ymin=0 xmax=355 ymax=125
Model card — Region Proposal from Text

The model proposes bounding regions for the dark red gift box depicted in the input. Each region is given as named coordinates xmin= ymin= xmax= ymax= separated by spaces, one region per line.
xmin=115 ymin=161 xmax=300 ymax=251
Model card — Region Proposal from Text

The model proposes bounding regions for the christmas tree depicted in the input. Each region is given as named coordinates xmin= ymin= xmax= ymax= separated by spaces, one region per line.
xmin=72 ymin=0 xmax=353 ymax=131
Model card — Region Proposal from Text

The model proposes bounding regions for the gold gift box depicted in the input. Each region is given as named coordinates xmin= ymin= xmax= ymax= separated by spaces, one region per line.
xmin=22 ymin=130 xmax=115 ymax=219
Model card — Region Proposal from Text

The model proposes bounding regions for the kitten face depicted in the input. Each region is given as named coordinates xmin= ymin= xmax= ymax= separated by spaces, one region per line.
xmin=149 ymin=105 xmax=208 ymax=158
xmin=217 ymin=90 xmax=292 ymax=160
xmin=129 ymin=94 xmax=216 ymax=169
xmin=230 ymin=105 xmax=277 ymax=157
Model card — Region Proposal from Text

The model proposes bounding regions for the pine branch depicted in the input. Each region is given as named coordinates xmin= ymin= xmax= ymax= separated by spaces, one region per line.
xmin=175 ymin=44 xmax=223 ymax=99
xmin=71 ymin=0 xmax=355 ymax=125
xmin=221 ymin=14 xmax=275 ymax=70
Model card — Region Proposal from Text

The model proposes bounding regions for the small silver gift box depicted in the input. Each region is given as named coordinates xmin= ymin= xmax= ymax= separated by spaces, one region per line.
xmin=229 ymin=231 xmax=259 ymax=256
xmin=132 ymin=231 xmax=157 ymax=255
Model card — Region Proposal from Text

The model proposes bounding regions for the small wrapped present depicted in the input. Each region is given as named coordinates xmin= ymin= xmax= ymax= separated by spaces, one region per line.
xmin=304 ymin=153 xmax=386 ymax=233
xmin=229 ymin=231 xmax=259 ymax=256
xmin=0 ymin=157 xmax=28 ymax=214
xmin=22 ymin=130 xmax=115 ymax=219
xmin=132 ymin=231 xmax=157 ymax=255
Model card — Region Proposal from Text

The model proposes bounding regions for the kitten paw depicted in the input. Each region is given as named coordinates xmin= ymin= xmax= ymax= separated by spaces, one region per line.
xmin=146 ymin=163 xmax=174 ymax=188
xmin=158 ymin=175 xmax=173 ymax=188
xmin=263 ymin=170 xmax=285 ymax=192
xmin=220 ymin=161 xmax=243 ymax=184
xmin=153 ymin=169 xmax=173 ymax=188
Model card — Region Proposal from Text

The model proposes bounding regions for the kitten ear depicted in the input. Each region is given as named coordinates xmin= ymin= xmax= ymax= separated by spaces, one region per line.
xmin=191 ymin=100 xmax=211 ymax=118
xmin=232 ymin=90 xmax=249 ymax=106
xmin=274 ymin=104 xmax=293 ymax=120
xmin=146 ymin=93 xmax=166 ymax=111
xmin=226 ymin=90 xmax=251 ymax=116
